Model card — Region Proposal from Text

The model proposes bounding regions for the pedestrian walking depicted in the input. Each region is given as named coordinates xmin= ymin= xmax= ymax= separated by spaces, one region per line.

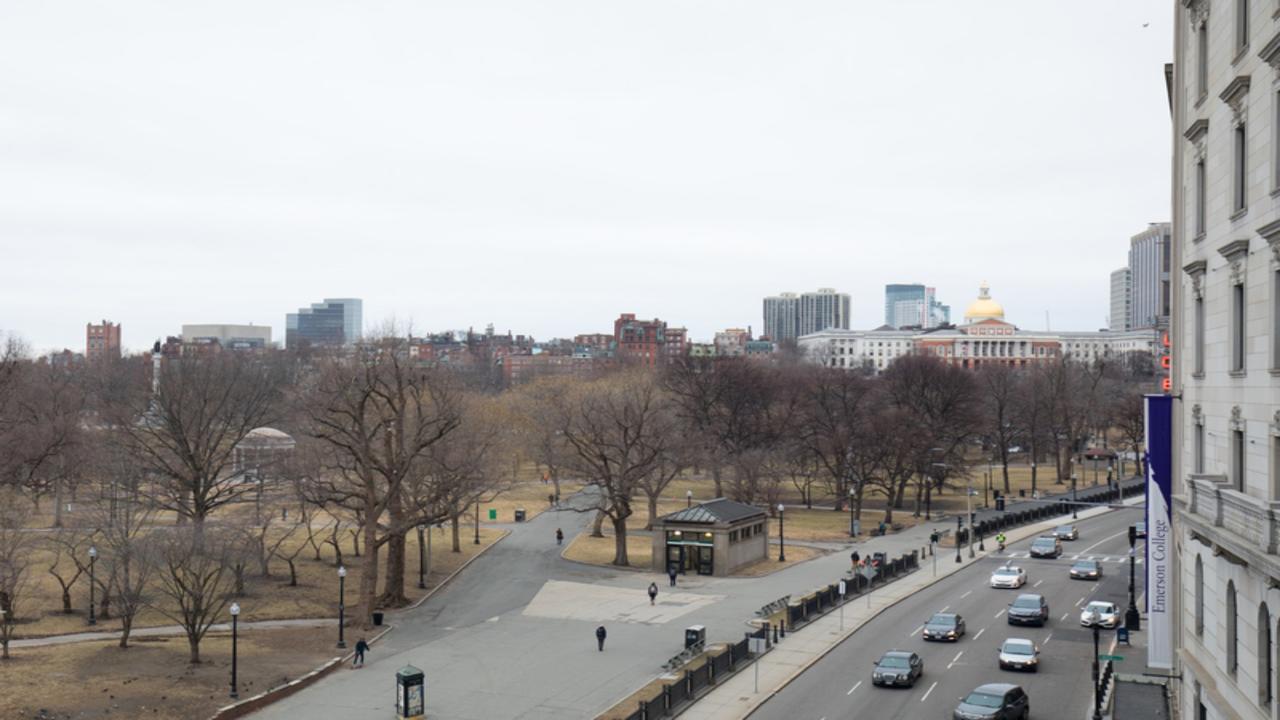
xmin=596 ymin=625 xmax=607 ymax=651
xmin=353 ymin=637 xmax=369 ymax=668
xmin=555 ymin=528 xmax=564 ymax=545
xmin=877 ymin=521 xmax=887 ymax=537
xmin=850 ymin=550 xmax=860 ymax=569
xmin=548 ymin=493 xmax=556 ymax=508
xmin=648 ymin=582 xmax=658 ymax=605
xmin=667 ymin=564 xmax=678 ymax=587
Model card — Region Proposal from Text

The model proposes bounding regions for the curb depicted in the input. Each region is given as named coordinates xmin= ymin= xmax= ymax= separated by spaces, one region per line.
xmin=208 ymin=529 xmax=510 ymax=720
xmin=727 ymin=498 xmax=1140 ymax=719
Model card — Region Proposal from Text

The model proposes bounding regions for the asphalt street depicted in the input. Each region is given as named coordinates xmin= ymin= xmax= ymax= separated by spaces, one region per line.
xmin=750 ymin=504 xmax=1147 ymax=720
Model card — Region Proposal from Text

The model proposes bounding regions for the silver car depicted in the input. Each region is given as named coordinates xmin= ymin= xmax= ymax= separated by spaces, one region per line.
xmin=1080 ymin=600 xmax=1120 ymax=628
xmin=998 ymin=638 xmax=1040 ymax=672
xmin=989 ymin=565 xmax=1027 ymax=589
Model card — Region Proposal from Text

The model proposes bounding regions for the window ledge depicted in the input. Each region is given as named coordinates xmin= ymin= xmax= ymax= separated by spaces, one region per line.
xmin=1231 ymin=207 xmax=1249 ymax=222
xmin=1232 ymin=45 xmax=1251 ymax=65
xmin=1229 ymin=369 xmax=1247 ymax=378
xmin=1194 ymin=231 xmax=1207 ymax=243
xmin=1192 ymin=371 xmax=1206 ymax=379
xmin=1270 ymin=368 xmax=1280 ymax=376
xmin=1196 ymin=93 xmax=1208 ymax=109
xmin=1271 ymin=186 xmax=1280 ymax=199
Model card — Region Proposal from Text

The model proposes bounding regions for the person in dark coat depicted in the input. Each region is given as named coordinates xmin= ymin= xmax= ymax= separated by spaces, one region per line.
xmin=667 ymin=564 xmax=678 ymax=587
xmin=596 ymin=625 xmax=607 ymax=651
xmin=850 ymin=550 xmax=860 ymax=569
xmin=648 ymin=582 xmax=659 ymax=605
xmin=555 ymin=528 xmax=564 ymax=545
xmin=353 ymin=638 xmax=369 ymax=667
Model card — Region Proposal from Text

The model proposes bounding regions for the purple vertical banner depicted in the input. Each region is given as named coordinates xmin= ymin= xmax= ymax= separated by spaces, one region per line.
xmin=1144 ymin=394 xmax=1173 ymax=669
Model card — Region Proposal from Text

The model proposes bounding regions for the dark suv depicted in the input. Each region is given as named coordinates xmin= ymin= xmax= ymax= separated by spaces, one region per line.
xmin=1007 ymin=593 xmax=1050 ymax=627
xmin=953 ymin=683 xmax=1029 ymax=720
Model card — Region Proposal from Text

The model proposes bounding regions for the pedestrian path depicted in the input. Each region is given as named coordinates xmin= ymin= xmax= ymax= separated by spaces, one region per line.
xmin=10 ymin=617 xmax=336 ymax=649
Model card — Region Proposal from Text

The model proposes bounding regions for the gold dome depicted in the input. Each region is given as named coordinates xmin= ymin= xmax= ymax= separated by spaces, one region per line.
xmin=964 ymin=282 xmax=1005 ymax=322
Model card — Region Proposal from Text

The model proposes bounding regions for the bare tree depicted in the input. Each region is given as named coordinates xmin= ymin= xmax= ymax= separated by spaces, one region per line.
xmin=106 ymin=352 xmax=284 ymax=540
xmin=45 ymin=530 xmax=91 ymax=614
xmin=93 ymin=494 xmax=155 ymax=648
xmin=0 ymin=488 xmax=34 ymax=659
xmin=148 ymin=529 xmax=238 ymax=663
xmin=976 ymin=364 xmax=1021 ymax=494
xmin=793 ymin=369 xmax=875 ymax=510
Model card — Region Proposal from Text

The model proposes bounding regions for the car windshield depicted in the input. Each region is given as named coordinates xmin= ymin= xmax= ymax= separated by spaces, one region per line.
xmin=963 ymin=691 xmax=1005 ymax=709
xmin=1032 ymin=539 xmax=1054 ymax=547
xmin=1087 ymin=602 xmax=1113 ymax=613
xmin=1073 ymin=561 xmax=1097 ymax=570
xmin=994 ymin=567 xmax=1018 ymax=576
xmin=1002 ymin=641 xmax=1034 ymax=655
xmin=928 ymin=614 xmax=956 ymax=627
xmin=1057 ymin=526 xmax=1072 ymax=533
xmin=879 ymin=656 xmax=910 ymax=669
xmin=1012 ymin=597 xmax=1041 ymax=609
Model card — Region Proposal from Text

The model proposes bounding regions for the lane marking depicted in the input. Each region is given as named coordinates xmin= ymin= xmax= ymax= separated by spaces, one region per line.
xmin=947 ymin=651 xmax=964 ymax=669
xmin=974 ymin=627 xmax=986 ymax=640
xmin=1034 ymin=580 xmax=1044 ymax=587
xmin=941 ymin=605 xmax=950 ymax=612
xmin=909 ymin=625 xmax=923 ymax=637
xmin=1080 ymin=529 xmax=1128 ymax=555
xmin=1043 ymin=631 xmax=1053 ymax=645
xmin=847 ymin=681 xmax=862 ymax=695
xmin=1075 ymin=597 xmax=1086 ymax=607
xmin=921 ymin=681 xmax=939 ymax=702
xmin=1060 ymin=612 xmax=1070 ymax=621
xmin=960 ymin=591 xmax=972 ymax=599
xmin=994 ymin=609 xmax=1006 ymax=619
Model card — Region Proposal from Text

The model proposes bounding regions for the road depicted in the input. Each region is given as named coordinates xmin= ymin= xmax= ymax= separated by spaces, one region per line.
xmin=751 ymin=505 xmax=1145 ymax=720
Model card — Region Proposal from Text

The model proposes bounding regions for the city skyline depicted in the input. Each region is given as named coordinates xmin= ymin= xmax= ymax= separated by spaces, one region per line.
xmin=1 ymin=1 xmax=1170 ymax=353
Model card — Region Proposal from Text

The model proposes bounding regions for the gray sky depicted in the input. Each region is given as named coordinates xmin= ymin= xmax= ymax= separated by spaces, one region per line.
xmin=1 ymin=1 xmax=1171 ymax=353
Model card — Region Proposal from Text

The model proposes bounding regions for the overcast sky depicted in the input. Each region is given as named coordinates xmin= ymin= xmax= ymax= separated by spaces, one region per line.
xmin=1 ymin=1 xmax=1172 ymax=353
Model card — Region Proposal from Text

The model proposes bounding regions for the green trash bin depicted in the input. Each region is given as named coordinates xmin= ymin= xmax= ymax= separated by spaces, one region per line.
xmin=396 ymin=665 xmax=425 ymax=719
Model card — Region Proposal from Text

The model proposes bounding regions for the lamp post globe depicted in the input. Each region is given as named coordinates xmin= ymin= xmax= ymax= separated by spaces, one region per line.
xmin=777 ymin=504 xmax=786 ymax=562
xmin=229 ymin=602 xmax=241 ymax=699
xmin=955 ymin=517 xmax=962 ymax=563
xmin=337 ymin=565 xmax=347 ymax=649
xmin=686 ymin=489 xmax=693 ymax=508
xmin=87 ymin=545 xmax=98 ymax=626
xmin=848 ymin=486 xmax=856 ymax=537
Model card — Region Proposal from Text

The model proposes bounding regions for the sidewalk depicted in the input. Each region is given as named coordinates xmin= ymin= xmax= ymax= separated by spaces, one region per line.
xmin=679 ymin=491 xmax=1144 ymax=720
xmin=9 ymin=617 xmax=336 ymax=649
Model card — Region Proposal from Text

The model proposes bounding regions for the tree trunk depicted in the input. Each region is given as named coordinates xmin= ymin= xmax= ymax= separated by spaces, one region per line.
xmin=591 ymin=509 xmax=606 ymax=538
xmin=187 ymin=634 xmax=201 ymax=664
xmin=351 ymin=529 xmax=361 ymax=557
xmin=611 ymin=516 xmax=629 ymax=567
xmin=354 ymin=522 xmax=380 ymax=628
xmin=645 ymin=493 xmax=658 ymax=532
xmin=379 ymin=531 xmax=409 ymax=608
xmin=119 ymin=616 xmax=133 ymax=649
xmin=53 ymin=478 xmax=64 ymax=529
xmin=99 ymin=589 xmax=111 ymax=621
xmin=1001 ymin=449 xmax=1011 ymax=494
xmin=61 ymin=589 xmax=72 ymax=614
xmin=711 ymin=464 xmax=723 ymax=498
xmin=450 ymin=514 xmax=461 ymax=553
xmin=1 ymin=638 xmax=9 ymax=660
xmin=287 ymin=558 xmax=298 ymax=587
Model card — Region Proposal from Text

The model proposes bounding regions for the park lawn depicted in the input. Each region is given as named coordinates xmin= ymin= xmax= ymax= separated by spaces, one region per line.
xmin=480 ymin=478 xmax=586 ymax=526
xmin=733 ymin=545 xmax=824 ymax=576
xmin=0 ymin=625 xmax=339 ymax=720
xmin=562 ymin=531 xmax=654 ymax=570
xmin=13 ymin=525 xmax=505 ymax=639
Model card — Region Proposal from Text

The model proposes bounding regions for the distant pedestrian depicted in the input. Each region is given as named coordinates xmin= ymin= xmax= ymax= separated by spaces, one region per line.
xmin=850 ymin=550 xmax=860 ymax=569
xmin=878 ymin=521 xmax=886 ymax=537
xmin=353 ymin=637 xmax=369 ymax=667
xmin=555 ymin=492 xmax=561 ymax=507
xmin=668 ymin=564 xmax=678 ymax=587
xmin=648 ymin=582 xmax=658 ymax=605
xmin=596 ymin=625 xmax=607 ymax=651
xmin=549 ymin=493 xmax=556 ymax=508
xmin=555 ymin=528 xmax=564 ymax=546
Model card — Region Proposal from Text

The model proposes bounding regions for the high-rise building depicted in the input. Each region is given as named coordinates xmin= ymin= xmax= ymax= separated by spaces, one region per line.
xmin=85 ymin=320 xmax=121 ymax=361
xmin=884 ymin=284 xmax=950 ymax=329
xmin=763 ymin=292 xmax=799 ymax=342
xmin=1128 ymin=222 xmax=1172 ymax=329
xmin=1109 ymin=267 xmax=1132 ymax=331
xmin=1170 ymin=6 xmax=1280 ymax=720
xmin=285 ymin=298 xmax=362 ymax=349
xmin=797 ymin=288 xmax=851 ymax=336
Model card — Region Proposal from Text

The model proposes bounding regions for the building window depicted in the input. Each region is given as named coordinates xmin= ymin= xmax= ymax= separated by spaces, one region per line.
xmin=1273 ymin=268 xmax=1280 ymax=369
xmin=1195 ymin=554 xmax=1205 ymax=637
xmin=1199 ymin=22 xmax=1209 ymax=100
xmin=1233 ymin=280 xmax=1247 ymax=372
xmin=1275 ymin=91 xmax=1280 ymax=190
xmin=1196 ymin=159 xmax=1207 ymax=237
xmin=1234 ymin=427 xmax=1247 ymax=491
xmin=1228 ymin=581 xmax=1239 ymax=676
xmin=1235 ymin=124 xmax=1248 ymax=214
xmin=1237 ymin=0 xmax=1250 ymax=52
xmin=1196 ymin=420 xmax=1206 ymax=474
xmin=1195 ymin=295 xmax=1206 ymax=375
xmin=1273 ymin=434 xmax=1280 ymax=502
xmin=1260 ymin=603 xmax=1272 ymax=707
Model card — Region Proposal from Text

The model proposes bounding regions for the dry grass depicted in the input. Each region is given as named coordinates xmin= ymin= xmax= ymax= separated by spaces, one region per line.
xmin=562 ymin=531 xmax=654 ymax=570
xmin=0 ymin=625 xmax=340 ymax=720
xmin=480 ymin=478 xmax=586 ymax=526
xmin=12 ymin=525 xmax=505 ymax=639
xmin=733 ymin=545 xmax=824 ymax=577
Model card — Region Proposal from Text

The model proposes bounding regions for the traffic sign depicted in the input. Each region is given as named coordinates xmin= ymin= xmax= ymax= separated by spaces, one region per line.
xmin=860 ymin=565 xmax=877 ymax=580
xmin=1098 ymin=654 xmax=1124 ymax=662
xmin=838 ymin=580 xmax=847 ymax=596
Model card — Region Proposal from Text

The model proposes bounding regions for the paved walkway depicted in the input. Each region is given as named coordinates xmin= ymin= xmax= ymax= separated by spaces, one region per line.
xmin=10 ymin=617 xmax=335 ymax=648
xmin=243 ymin=481 xmax=1139 ymax=720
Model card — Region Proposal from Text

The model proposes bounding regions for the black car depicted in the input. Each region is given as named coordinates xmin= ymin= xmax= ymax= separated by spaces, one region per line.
xmin=953 ymin=683 xmax=1030 ymax=720
xmin=871 ymin=650 xmax=923 ymax=687
xmin=1006 ymin=593 xmax=1050 ymax=627
xmin=1069 ymin=559 xmax=1103 ymax=580
xmin=1028 ymin=536 xmax=1062 ymax=558
xmin=1051 ymin=524 xmax=1078 ymax=541
xmin=923 ymin=612 xmax=966 ymax=641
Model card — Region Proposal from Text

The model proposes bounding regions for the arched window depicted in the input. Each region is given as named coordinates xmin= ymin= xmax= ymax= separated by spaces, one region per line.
xmin=1227 ymin=581 xmax=1239 ymax=676
xmin=1260 ymin=603 xmax=1273 ymax=707
xmin=1195 ymin=555 xmax=1204 ymax=637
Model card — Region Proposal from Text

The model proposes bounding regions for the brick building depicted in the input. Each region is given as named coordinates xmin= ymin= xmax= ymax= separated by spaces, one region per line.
xmin=86 ymin=320 xmax=121 ymax=361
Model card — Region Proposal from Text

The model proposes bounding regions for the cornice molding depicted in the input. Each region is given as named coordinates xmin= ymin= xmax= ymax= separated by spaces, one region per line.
xmin=1184 ymin=118 xmax=1210 ymax=142
xmin=1220 ymin=75 xmax=1252 ymax=107
xmin=1218 ymin=238 xmax=1250 ymax=260
xmin=1182 ymin=259 xmax=1209 ymax=276
xmin=1260 ymin=31 xmax=1280 ymax=70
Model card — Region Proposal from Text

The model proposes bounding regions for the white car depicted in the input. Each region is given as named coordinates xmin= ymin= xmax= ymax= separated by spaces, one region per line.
xmin=998 ymin=637 xmax=1040 ymax=672
xmin=1080 ymin=601 xmax=1120 ymax=628
xmin=990 ymin=565 xmax=1027 ymax=589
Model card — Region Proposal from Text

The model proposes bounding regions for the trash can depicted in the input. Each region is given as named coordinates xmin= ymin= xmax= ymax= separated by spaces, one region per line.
xmin=395 ymin=664 xmax=425 ymax=719
xmin=514 ymin=508 xmax=527 ymax=522
xmin=1019 ymin=489 xmax=1026 ymax=497
xmin=685 ymin=624 xmax=706 ymax=649
xmin=996 ymin=497 xmax=1006 ymax=511
xmin=372 ymin=611 xmax=385 ymax=626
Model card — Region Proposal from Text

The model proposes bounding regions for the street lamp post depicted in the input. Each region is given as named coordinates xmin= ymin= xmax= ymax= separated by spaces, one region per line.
xmin=229 ymin=602 xmax=241 ymax=699
xmin=1092 ymin=623 xmax=1103 ymax=720
xmin=955 ymin=516 xmax=962 ymax=564
xmin=1125 ymin=525 xmax=1141 ymax=630
xmin=966 ymin=475 xmax=975 ymax=559
xmin=848 ymin=487 xmax=856 ymax=537
xmin=87 ymin=546 xmax=98 ymax=626
xmin=1071 ymin=474 xmax=1079 ymax=519
xmin=777 ymin=504 xmax=786 ymax=562
xmin=416 ymin=524 xmax=427 ymax=590
xmin=474 ymin=499 xmax=481 ymax=545
xmin=686 ymin=489 xmax=693 ymax=508
xmin=336 ymin=565 xmax=347 ymax=649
